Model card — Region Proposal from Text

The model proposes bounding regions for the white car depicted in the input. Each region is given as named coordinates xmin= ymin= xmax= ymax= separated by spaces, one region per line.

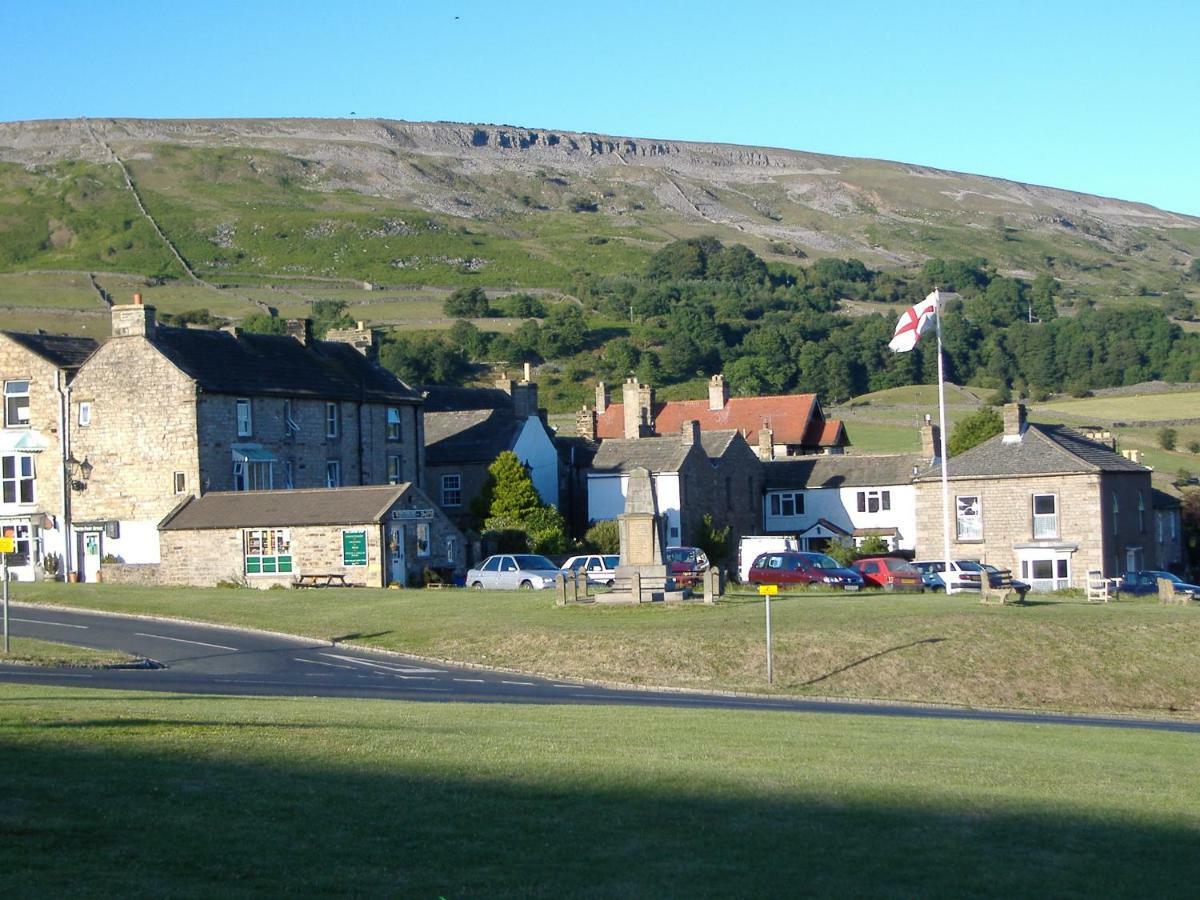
xmin=466 ymin=554 xmax=562 ymax=590
xmin=561 ymin=554 xmax=620 ymax=587
xmin=911 ymin=560 xmax=983 ymax=592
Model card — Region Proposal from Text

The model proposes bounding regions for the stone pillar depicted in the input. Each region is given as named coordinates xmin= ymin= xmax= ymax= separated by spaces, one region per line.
xmin=630 ymin=570 xmax=642 ymax=603
xmin=757 ymin=426 xmax=774 ymax=461
xmin=708 ymin=374 xmax=728 ymax=410
xmin=555 ymin=572 xmax=568 ymax=606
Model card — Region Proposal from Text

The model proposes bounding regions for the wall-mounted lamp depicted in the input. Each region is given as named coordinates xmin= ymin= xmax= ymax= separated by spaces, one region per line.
xmin=67 ymin=455 xmax=93 ymax=491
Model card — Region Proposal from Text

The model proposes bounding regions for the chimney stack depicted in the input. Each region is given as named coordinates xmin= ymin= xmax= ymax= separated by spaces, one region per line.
xmin=622 ymin=378 xmax=653 ymax=439
xmin=285 ymin=318 xmax=313 ymax=346
xmin=757 ymin=425 xmax=775 ymax=461
xmin=595 ymin=381 xmax=608 ymax=414
xmin=325 ymin=322 xmax=379 ymax=358
xmin=708 ymin=373 xmax=729 ymax=411
xmin=920 ymin=414 xmax=941 ymax=460
xmin=1002 ymin=403 xmax=1027 ymax=443
xmin=111 ymin=293 xmax=157 ymax=339
xmin=680 ymin=419 xmax=700 ymax=447
xmin=576 ymin=405 xmax=597 ymax=441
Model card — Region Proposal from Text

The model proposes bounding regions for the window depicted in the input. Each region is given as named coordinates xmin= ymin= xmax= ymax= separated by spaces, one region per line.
xmin=326 ymin=460 xmax=341 ymax=488
xmin=769 ymin=491 xmax=804 ymax=517
xmin=857 ymin=490 xmax=891 ymax=514
xmin=4 ymin=380 xmax=30 ymax=428
xmin=282 ymin=459 xmax=295 ymax=490
xmin=283 ymin=399 xmax=299 ymax=435
xmin=243 ymin=528 xmax=292 ymax=575
xmin=482 ymin=556 xmax=502 ymax=573
xmin=78 ymin=402 xmax=92 ymax=427
xmin=1032 ymin=493 xmax=1058 ymax=539
xmin=387 ymin=406 xmax=403 ymax=441
xmin=1138 ymin=491 xmax=1146 ymax=534
xmin=232 ymin=460 xmax=273 ymax=491
xmin=955 ymin=495 xmax=982 ymax=541
xmin=416 ymin=523 xmax=430 ymax=558
xmin=441 ymin=474 xmax=462 ymax=507
xmin=236 ymin=398 xmax=252 ymax=437
xmin=173 ymin=472 xmax=186 ymax=494
xmin=387 ymin=455 xmax=404 ymax=485
xmin=725 ymin=477 xmax=732 ymax=509
xmin=1 ymin=523 xmax=35 ymax=566
xmin=445 ymin=538 xmax=455 ymax=563
xmin=1 ymin=455 xmax=35 ymax=504
xmin=326 ymin=402 xmax=339 ymax=438
xmin=1112 ymin=492 xmax=1119 ymax=536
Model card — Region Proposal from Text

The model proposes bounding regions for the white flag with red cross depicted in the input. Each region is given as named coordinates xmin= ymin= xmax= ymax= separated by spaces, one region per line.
xmin=888 ymin=289 xmax=942 ymax=353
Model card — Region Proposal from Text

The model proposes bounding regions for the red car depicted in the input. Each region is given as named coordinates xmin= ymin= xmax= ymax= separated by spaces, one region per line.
xmin=747 ymin=551 xmax=864 ymax=590
xmin=851 ymin=557 xmax=925 ymax=591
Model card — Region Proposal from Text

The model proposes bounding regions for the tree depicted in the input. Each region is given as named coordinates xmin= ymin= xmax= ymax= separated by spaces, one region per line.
xmin=311 ymin=299 xmax=355 ymax=337
xmin=694 ymin=514 xmax=733 ymax=570
xmin=948 ymin=407 xmax=1004 ymax=456
xmin=240 ymin=313 xmax=288 ymax=335
xmin=443 ymin=286 xmax=490 ymax=318
xmin=584 ymin=519 xmax=619 ymax=554
xmin=539 ymin=304 xmax=587 ymax=357
xmin=478 ymin=451 xmax=567 ymax=554
xmin=1159 ymin=427 xmax=1179 ymax=451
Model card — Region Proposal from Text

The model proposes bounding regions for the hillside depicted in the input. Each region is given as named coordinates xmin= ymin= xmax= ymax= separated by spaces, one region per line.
xmin=0 ymin=117 xmax=1198 ymax=330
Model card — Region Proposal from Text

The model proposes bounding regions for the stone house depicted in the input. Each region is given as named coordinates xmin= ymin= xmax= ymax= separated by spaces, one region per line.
xmin=1152 ymin=488 xmax=1184 ymax=573
xmin=156 ymin=483 xmax=461 ymax=588
xmin=581 ymin=375 xmax=848 ymax=457
xmin=422 ymin=368 xmax=559 ymax=540
xmin=67 ymin=297 xmax=424 ymax=577
xmin=587 ymin=422 xmax=762 ymax=551
xmin=0 ymin=331 xmax=98 ymax=581
xmin=914 ymin=404 xmax=1156 ymax=591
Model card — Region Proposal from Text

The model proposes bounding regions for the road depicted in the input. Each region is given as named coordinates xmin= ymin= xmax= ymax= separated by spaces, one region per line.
xmin=3 ymin=603 xmax=1198 ymax=733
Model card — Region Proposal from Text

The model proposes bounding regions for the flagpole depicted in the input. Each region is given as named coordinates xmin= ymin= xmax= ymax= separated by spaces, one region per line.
xmin=934 ymin=288 xmax=954 ymax=594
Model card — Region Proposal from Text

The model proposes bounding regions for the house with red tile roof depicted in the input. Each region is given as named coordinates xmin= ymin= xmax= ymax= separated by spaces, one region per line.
xmin=578 ymin=375 xmax=848 ymax=458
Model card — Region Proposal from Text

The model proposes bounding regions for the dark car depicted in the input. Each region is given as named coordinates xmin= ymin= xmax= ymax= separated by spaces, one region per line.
xmin=851 ymin=557 xmax=925 ymax=591
xmin=664 ymin=546 xmax=710 ymax=584
xmin=1119 ymin=570 xmax=1200 ymax=599
xmin=748 ymin=551 xmax=864 ymax=590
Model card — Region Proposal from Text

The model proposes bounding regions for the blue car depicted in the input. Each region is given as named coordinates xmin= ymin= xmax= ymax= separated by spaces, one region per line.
xmin=1119 ymin=571 xmax=1200 ymax=599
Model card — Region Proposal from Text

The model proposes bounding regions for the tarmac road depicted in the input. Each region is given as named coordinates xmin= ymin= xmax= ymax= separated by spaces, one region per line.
xmin=3 ymin=602 xmax=1199 ymax=733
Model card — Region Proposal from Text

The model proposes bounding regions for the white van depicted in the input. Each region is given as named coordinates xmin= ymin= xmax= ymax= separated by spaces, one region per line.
xmin=737 ymin=536 xmax=800 ymax=583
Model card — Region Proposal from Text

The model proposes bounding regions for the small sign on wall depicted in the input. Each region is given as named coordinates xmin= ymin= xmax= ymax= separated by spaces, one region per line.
xmin=391 ymin=508 xmax=434 ymax=521
xmin=342 ymin=530 xmax=368 ymax=566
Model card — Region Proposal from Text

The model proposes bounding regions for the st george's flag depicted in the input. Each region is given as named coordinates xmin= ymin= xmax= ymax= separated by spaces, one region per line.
xmin=888 ymin=289 xmax=941 ymax=352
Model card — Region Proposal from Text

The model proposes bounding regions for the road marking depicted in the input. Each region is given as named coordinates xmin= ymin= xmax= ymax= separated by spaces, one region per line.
xmin=501 ymin=680 xmax=535 ymax=686
xmin=552 ymin=683 xmax=578 ymax=688
xmin=294 ymin=657 xmax=353 ymax=669
xmin=135 ymin=633 xmax=238 ymax=651
xmin=452 ymin=678 xmax=485 ymax=683
xmin=12 ymin=617 xmax=89 ymax=629
xmin=320 ymin=652 xmax=446 ymax=674
xmin=396 ymin=675 xmax=437 ymax=681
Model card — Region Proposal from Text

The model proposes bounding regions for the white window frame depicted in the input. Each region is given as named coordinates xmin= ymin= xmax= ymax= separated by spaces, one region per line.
xmin=387 ymin=406 xmax=403 ymax=441
xmin=236 ymin=398 xmax=252 ymax=437
xmin=955 ymin=494 xmax=982 ymax=541
xmin=243 ymin=528 xmax=292 ymax=576
xmin=387 ymin=455 xmax=404 ymax=485
xmin=283 ymin=399 xmax=299 ymax=435
xmin=857 ymin=489 xmax=891 ymax=514
xmin=282 ymin=459 xmax=295 ymax=490
xmin=78 ymin=401 xmax=92 ymax=427
xmin=768 ymin=491 xmax=804 ymax=518
xmin=441 ymin=473 xmax=462 ymax=507
xmin=232 ymin=460 xmax=273 ymax=492
xmin=173 ymin=471 xmax=186 ymax=495
xmin=326 ymin=460 xmax=341 ymax=488
xmin=415 ymin=523 xmax=430 ymax=558
xmin=4 ymin=380 xmax=30 ymax=428
xmin=1032 ymin=493 xmax=1058 ymax=539
xmin=1138 ymin=491 xmax=1146 ymax=534
xmin=325 ymin=402 xmax=339 ymax=439
xmin=1112 ymin=492 xmax=1119 ymax=536
xmin=1 ymin=454 xmax=35 ymax=505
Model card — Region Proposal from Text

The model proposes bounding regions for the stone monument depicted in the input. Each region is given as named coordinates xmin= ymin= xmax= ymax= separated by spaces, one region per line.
xmin=602 ymin=466 xmax=683 ymax=603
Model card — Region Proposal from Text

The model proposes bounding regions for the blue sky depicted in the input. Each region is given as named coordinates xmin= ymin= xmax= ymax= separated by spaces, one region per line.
xmin=7 ymin=1 xmax=1199 ymax=216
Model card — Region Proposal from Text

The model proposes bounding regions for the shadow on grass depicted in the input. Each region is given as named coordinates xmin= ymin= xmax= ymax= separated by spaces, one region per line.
xmin=2 ymin=737 xmax=1198 ymax=897
xmin=330 ymin=631 xmax=394 ymax=642
xmin=797 ymin=637 xmax=948 ymax=687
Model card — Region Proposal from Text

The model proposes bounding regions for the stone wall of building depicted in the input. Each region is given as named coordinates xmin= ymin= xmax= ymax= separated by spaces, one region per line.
xmin=0 ymin=335 xmax=67 ymax=518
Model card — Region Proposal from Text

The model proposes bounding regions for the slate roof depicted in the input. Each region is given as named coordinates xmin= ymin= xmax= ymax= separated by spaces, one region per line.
xmin=148 ymin=327 xmax=420 ymax=403
xmin=590 ymin=430 xmax=741 ymax=473
xmin=918 ymin=424 xmax=1149 ymax=480
xmin=424 ymin=407 xmax=523 ymax=465
xmin=420 ymin=385 xmax=513 ymax=413
xmin=595 ymin=393 xmax=846 ymax=448
xmin=160 ymin=484 xmax=410 ymax=530
xmin=764 ymin=454 xmax=926 ymax=490
xmin=3 ymin=331 xmax=99 ymax=372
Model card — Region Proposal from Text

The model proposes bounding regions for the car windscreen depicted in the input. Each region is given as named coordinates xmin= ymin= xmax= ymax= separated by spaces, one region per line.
xmin=956 ymin=560 xmax=984 ymax=572
xmin=512 ymin=555 xmax=556 ymax=570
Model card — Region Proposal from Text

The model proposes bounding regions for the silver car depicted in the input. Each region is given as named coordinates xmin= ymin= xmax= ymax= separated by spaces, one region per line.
xmin=466 ymin=554 xmax=562 ymax=590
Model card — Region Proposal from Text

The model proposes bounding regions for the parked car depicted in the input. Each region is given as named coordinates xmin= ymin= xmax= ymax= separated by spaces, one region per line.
xmin=851 ymin=557 xmax=925 ymax=591
xmin=466 ymin=554 xmax=562 ymax=590
xmin=979 ymin=563 xmax=1031 ymax=597
xmin=911 ymin=560 xmax=983 ymax=592
xmin=561 ymin=554 xmax=620 ymax=587
xmin=664 ymin=546 xmax=710 ymax=584
xmin=1119 ymin=570 xmax=1200 ymax=599
xmin=747 ymin=551 xmax=864 ymax=590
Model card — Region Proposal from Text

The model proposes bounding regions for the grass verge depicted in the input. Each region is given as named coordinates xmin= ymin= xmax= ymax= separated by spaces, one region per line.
xmin=1 ymin=684 xmax=1197 ymax=897
xmin=0 ymin=636 xmax=135 ymax=668
xmin=15 ymin=583 xmax=1200 ymax=716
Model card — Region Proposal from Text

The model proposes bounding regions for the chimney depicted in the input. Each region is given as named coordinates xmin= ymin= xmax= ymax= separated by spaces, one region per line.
xmin=511 ymin=381 xmax=538 ymax=419
xmin=757 ymin=426 xmax=775 ymax=461
xmin=325 ymin=322 xmax=379 ymax=358
xmin=110 ymin=293 xmax=157 ymax=339
xmin=708 ymin=373 xmax=729 ymax=411
xmin=523 ymin=361 xmax=532 ymax=382
xmin=595 ymin=381 xmax=608 ymax=414
xmin=1002 ymin=403 xmax=1027 ymax=443
xmin=638 ymin=382 xmax=654 ymax=429
xmin=920 ymin=414 xmax=941 ymax=460
xmin=680 ymin=419 xmax=700 ymax=447
xmin=576 ymin=405 xmax=597 ymax=441
xmin=622 ymin=378 xmax=654 ymax=439
xmin=1123 ymin=448 xmax=1143 ymax=465
xmin=285 ymin=318 xmax=313 ymax=346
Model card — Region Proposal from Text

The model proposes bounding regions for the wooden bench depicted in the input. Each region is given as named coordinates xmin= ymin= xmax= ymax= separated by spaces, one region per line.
xmin=295 ymin=573 xmax=349 ymax=588
xmin=1086 ymin=570 xmax=1111 ymax=603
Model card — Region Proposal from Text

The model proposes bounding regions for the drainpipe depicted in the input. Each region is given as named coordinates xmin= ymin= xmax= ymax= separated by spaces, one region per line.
xmin=56 ymin=371 xmax=74 ymax=578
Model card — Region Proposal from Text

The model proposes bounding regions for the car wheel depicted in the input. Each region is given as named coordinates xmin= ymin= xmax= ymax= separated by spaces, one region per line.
xmin=519 ymin=580 xmax=534 ymax=590
xmin=471 ymin=581 xmax=483 ymax=590
xmin=932 ymin=585 xmax=944 ymax=593
xmin=604 ymin=579 xmax=614 ymax=588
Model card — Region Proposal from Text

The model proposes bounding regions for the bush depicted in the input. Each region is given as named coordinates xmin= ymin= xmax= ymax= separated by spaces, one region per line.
xmin=584 ymin=519 xmax=619 ymax=554
xmin=1160 ymin=427 xmax=1179 ymax=451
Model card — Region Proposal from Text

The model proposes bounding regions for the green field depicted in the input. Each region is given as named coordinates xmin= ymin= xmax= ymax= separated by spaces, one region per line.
xmin=15 ymin=583 xmax=1200 ymax=717
xmin=1 ymin=684 xmax=1197 ymax=897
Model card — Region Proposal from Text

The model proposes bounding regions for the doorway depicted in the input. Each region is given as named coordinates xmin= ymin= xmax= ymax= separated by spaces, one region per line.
xmin=79 ymin=531 xmax=101 ymax=582
xmin=387 ymin=524 xmax=406 ymax=586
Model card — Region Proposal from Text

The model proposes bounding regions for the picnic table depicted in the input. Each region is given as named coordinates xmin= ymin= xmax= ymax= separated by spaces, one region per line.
xmin=295 ymin=573 xmax=349 ymax=588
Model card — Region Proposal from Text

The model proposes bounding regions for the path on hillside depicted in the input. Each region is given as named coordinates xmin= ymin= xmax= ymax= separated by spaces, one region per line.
xmin=3 ymin=604 xmax=1198 ymax=733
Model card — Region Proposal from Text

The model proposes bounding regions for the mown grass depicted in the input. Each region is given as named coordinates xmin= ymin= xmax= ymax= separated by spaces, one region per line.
xmin=1 ymin=684 xmax=1198 ymax=897
xmin=16 ymin=583 xmax=1200 ymax=716
xmin=0 ymin=636 xmax=133 ymax=667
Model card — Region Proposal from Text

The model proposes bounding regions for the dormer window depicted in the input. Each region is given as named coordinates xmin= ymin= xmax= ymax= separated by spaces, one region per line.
xmin=4 ymin=380 xmax=30 ymax=428
xmin=236 ymin=398 xmax=252 ymax=437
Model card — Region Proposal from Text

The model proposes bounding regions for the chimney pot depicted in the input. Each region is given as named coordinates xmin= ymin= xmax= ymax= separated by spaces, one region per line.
xmin=133 ymin=292 xmax=143 ymax=306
